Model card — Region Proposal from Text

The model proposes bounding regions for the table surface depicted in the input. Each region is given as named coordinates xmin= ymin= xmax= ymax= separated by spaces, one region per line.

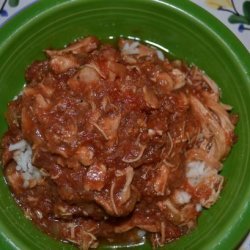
xmin=0 ymin=0 xmax=249 ymax=249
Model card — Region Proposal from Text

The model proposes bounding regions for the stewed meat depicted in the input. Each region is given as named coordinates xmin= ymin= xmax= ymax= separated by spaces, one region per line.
xmin=1 ymin=36 xmax=238 ymax=249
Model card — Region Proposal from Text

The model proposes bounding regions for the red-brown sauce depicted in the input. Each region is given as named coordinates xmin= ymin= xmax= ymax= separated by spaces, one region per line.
xmin=1 ymin=36 xmax=237 ymax=249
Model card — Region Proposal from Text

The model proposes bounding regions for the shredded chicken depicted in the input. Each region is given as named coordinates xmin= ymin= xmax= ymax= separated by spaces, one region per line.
xmin=142 ymin=86 xmax=160 ymax=109
xmin=153 ymin=163 xmax=169 ymax=196
xmin=190 ymin=95 xmax=234 ymax=160
xmin=50 ymin=54 xmax=79 ymax=73
xmin=116 ymin=166 xmax=134 ymax=204
xmin=122 ymin=144 xmax=146 ymax=163
xmin=46 ymin=36 xmax=99 ymax=56
xmin=1 ymin=36 xmax=237 ymax=250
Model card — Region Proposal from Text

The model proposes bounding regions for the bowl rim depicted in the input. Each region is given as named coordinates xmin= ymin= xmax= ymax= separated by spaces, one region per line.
xmin=0 ymin=0 xmax=250 ymax=250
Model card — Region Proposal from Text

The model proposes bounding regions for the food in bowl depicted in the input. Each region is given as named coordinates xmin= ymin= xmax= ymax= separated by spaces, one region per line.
xmin=0 ymin=36 xmax=238 ymax=249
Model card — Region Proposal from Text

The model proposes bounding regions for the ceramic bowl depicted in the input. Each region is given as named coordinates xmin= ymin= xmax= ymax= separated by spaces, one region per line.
xmin=0 ymin=0 xmax=250 ymax=249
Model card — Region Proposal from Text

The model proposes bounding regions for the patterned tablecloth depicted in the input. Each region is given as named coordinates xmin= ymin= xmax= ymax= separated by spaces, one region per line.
xmin=0 ymin=0 xmax=249 ymax=249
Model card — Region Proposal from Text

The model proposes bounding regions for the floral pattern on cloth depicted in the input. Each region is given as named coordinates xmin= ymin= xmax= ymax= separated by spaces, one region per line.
xmin=205 ymin=0 xmax=233 ymax=8
xmin=206 ymin=0 xmax=250 ymax=32
xmin=192 ymin=0 xmax=250 ymax=51
xmin=0 ymin=0 xmax=37 ymax=27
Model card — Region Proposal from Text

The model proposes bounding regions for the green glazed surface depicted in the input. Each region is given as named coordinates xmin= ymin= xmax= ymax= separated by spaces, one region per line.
xmin=0 ymin=0 xmax=250 ymax=249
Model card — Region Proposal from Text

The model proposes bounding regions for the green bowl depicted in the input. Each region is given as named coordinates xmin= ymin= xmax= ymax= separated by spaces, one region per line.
xmin=0 ymin=0 xmax=250 ymax=249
